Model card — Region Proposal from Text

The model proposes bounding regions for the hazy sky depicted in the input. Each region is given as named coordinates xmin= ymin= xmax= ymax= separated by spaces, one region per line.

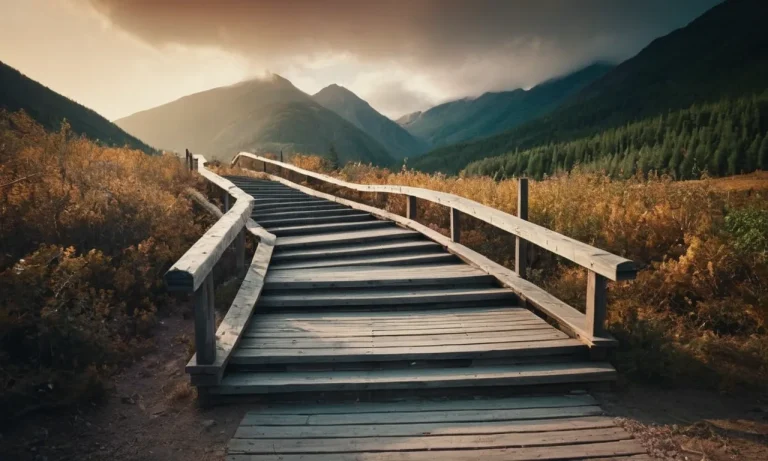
xmin=0 ymin=0 xmax=720 ymax=120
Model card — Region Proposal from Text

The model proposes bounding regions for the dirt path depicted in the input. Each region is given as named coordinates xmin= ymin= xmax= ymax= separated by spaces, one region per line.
xmin=0 ymin=313 xmax=247 ymax=461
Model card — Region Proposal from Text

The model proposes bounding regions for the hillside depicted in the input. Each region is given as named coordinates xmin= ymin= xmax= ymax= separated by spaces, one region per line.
xmin=115 ymin=75 xmax=393 ymax=165
xmin=0 ymin=61 xmax=153 ymax=153
xmin=402 ymin=63 xmax=613 ymax=149
xmin=413 ymin=0 xmax=768 ymax=174
xmin=313 ymin=85 xmax=428 ymax=160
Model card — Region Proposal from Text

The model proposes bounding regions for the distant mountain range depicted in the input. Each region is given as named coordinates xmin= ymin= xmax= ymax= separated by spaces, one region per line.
xmin=0 ymin=61 xmax=153 ymax=152
xmin=115 ymin=75 xmax=393 ymax=165
xmin=412 ymin=0 xmax=768 ymax=174
xmin=398 ymin=63 xmax=613 ymax=149
xmin=313 ymin=84 xmax=428 ymax=160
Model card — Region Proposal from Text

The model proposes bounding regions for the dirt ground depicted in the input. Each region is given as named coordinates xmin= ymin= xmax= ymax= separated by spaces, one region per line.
xmin=2 ymin=310 xmax=767 ymax=461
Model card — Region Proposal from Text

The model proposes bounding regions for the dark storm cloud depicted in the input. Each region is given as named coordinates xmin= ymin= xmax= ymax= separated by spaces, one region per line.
xmin=83 ymin=0 xmax=721 ymax=98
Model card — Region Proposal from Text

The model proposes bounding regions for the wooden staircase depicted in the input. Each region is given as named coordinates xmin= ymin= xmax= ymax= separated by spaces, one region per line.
xmin=211 ymin=176 xmax=617 ymax=397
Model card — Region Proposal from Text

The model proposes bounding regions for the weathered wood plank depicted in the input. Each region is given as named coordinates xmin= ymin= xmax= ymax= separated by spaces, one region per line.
xmin=214 ymin=362 xmax=617 ymax=394
xmin=230 ymin=339 xmax=587 ymax=364
xmin=228 ymin=427 xmax=630 ymax=454
xmin=234 ymin=415 xmax=613 ymax=438
xmin=276 ymin=227 xmax=419 ymax=250
xmin=226 ymin=440 xmax=647 ymax=460
xmin=270 ymin=252 xmax=458 ymax=270
xmin=233 ymin=153 xmax=636 ymax=281
xmin=258 ymin=287 xmax=515 ymax=308
xmin=237 ymin=394 xmax=597 ymax=416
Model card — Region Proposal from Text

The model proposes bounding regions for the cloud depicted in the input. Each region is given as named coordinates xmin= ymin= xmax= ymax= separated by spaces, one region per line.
xmin=79 ymin=0 xmax=721 ymax=115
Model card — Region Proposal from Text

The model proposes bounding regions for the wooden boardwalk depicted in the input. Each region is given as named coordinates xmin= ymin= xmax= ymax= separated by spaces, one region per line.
xmin=215 ymin=176 xmax=616 ymax=396
xmin=169 ymin=152 xmax=647 ymax=460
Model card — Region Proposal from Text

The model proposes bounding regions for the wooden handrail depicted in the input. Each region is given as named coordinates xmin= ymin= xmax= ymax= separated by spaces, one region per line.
xmin=166 ymin=151 xmax=275 ymax=373
xmin=233 ymin=152 xmax=637 ymax=348
xmin=233 ymin=152 xmax=636 ymax=281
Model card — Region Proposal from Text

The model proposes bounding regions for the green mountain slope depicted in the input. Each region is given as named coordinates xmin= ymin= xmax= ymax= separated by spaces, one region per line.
xmin=413 ymin=0 xmax=768 ymax=174
xmin=115 ymin=75 xmax=393 ymax=165
xmin=313 ymin=84 xmax=428 ymax=160
xmin=402 ymin=63 xmax=613 ymax=149
xmin=0 ymin=61 xmax=152 ymax=152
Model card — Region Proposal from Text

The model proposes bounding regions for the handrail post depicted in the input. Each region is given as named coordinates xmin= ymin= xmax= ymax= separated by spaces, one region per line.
xmin=515 ymin=178 xmax=529 ymax=279
xmin=194 ymin=273 xmax=216 ymax=364
xmin=450 ymin=208 xmax=462 ymax=243
xmin=222 ymin=191 xmax=230 ymax=212
xmin=586 ymin=270 xmax=608 ymax=338
xmin=235 ymin=229 xmax=245 ymax=276
xmin=406 ymin=195 xmax=417 ymax=220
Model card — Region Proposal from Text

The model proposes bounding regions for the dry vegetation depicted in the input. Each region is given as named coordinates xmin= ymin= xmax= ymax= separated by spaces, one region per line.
xmin=0 ymin=111 xmax=209 ymax=422
xmin=283 ymin=154 xmax=768 ymax=390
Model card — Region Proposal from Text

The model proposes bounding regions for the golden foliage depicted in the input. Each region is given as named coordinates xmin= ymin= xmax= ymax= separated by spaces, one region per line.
xmin=0 ymin=111 xmax=206 ymax=414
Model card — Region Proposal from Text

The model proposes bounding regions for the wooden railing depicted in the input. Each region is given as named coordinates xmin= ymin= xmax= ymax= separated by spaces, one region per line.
xmin=166 ymin=150 xmax=275 ymax=385
xmin=233 ymin=152 xmax=637 ymax=349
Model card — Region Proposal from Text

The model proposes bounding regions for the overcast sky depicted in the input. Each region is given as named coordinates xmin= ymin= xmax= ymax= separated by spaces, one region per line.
xmin=0 ymin=0 xmax=720 ymax=120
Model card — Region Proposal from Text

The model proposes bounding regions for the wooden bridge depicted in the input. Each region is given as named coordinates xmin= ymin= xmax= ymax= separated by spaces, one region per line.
xmin=167 ymin=151 xmax=650 ymax=460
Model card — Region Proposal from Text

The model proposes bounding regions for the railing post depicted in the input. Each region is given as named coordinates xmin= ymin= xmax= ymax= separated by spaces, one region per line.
xmin=235 ymin=229 xmax=245 ymax=276
xmin=450 ymin=208 xmax=462 ymax=243
xmin=515 ymin=178 xmax=529 ymax=279
xmin=406 ymin=195 xmax=417 ymax=220
xmin=586 ymin=270 xmax=608 ymax=338
xmin=222 ymin=191 xmax=230 ymax=212
xmin=193 ymin=273 xmax=216 ymax=364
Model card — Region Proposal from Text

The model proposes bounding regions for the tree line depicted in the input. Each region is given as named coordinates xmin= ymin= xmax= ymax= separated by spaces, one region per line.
xmin=464 ymin=92 xmax=768 ymax=180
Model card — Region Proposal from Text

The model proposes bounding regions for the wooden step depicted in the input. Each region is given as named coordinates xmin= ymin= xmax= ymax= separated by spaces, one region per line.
xmin=268 ymin=220 xmax=394 ymax=237
xmin=231 ymin=339 xmax=587 ymax=365
xmin=264 ymin=265 xmax=494 ymax=289
xmin=212 ymin=362 xmax=617 ymax=394
xmin=253 ymin=204 xmax=348 ymax=217
xmin=252 ymin=200 xmax=335 ymax=212
xmin=258 ymin=287 xmax=515 ymax=308
xmin=255 ymin=208 xmax=363 ymax=220
xmin=275 ymin=228 xmax=421 ymax=250
xmin=270 ymin=252 xmax=459 ymax=270
xmin=271 ymin=240 xmax=441 ymax=263
xmin=258 ymin=213 xmax=373 ymax=228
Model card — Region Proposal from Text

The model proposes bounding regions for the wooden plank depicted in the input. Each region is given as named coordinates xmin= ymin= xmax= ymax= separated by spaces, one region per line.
xmin=244 ymin=324 xmax=555 ymax=339
xmin=239 ymin=394 xmax=597 ymax=415
xmin=268 ymin=220 xmax=392 ymax=237
xmin=226 ymin=440 xmax=646 ymax=460
xmin=233 ymin=153 xmax=637 ymax=281
xmin=229 ymin=427 xmax=631 ymax=454
xmin=238 ymin=332 xmax=568 ymax=349
xmin=257 ymin=209 xmax=363 ymax=220
xmin=272 ymin=240 xmax=440 ymax=262
xmin=258 ymin=287 xmax=515 ymax=308
xmin=258 ymin=213 xmax=372 ymax=228
xmin=275 ymin=227 xmax=419 ymax=250
xmin=264 ymin=272 xmax=492 ymax=289
xmin=234 ymin=415 xmax=613 ymax=438
xmin=193 ymin=273 xmax=216 ymax=364
xmin=230 ymin=339 xmax=586 ymax=364
xmin=240 ymin=405 xmax=604 ymax=426
xmin=250 ymin=306 xmax=525 ymax=320
xmin=270 ymin=252 xmax=457 ymax=270
xmin=214 ymin=362 xmax=617 ymax=394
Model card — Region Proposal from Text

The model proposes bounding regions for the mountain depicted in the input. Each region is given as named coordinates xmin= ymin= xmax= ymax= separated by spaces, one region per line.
xmin=115 ymin=75 xmax=393 ymax=165
xmin=312 ymin=84 xmax=428 ymax=160
xmin=412 ymin=0 xmax=768 ymax=174
xmin=0 ymin=61 xmax=152 ymax=152
xmin=396 ymin=111 xmax=422 ymax=126
xmin=401 ymin=63 xmax=613 ymax=149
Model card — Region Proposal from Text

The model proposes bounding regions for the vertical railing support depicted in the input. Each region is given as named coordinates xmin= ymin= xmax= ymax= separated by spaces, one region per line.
xmin=450 ymin=208 xmax=462 ymax=243
xmin=515 ymin=178 xmax=529 ymax=279
xmin=406 ymin=195 xmax=417 ymax=220
xmin=222 ymin=191 xmax=230 ymax=212
xmin=586 ymin=270 xmax=608 ymax=338
xmin=193 ymin=273 xmax=216 ymax=365
xmin=235 ymin=229 xmax=245 ymax=276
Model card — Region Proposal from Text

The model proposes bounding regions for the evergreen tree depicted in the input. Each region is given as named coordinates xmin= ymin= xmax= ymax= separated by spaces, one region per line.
xmin=759 ymin=134 xmax=768 ymax=170
xmin=328 ymin=143 xmax=339 ymax=170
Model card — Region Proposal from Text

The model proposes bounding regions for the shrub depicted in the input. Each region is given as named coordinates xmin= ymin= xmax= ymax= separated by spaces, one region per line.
xmin=0 ymin=111 xmax=206 ymax=419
